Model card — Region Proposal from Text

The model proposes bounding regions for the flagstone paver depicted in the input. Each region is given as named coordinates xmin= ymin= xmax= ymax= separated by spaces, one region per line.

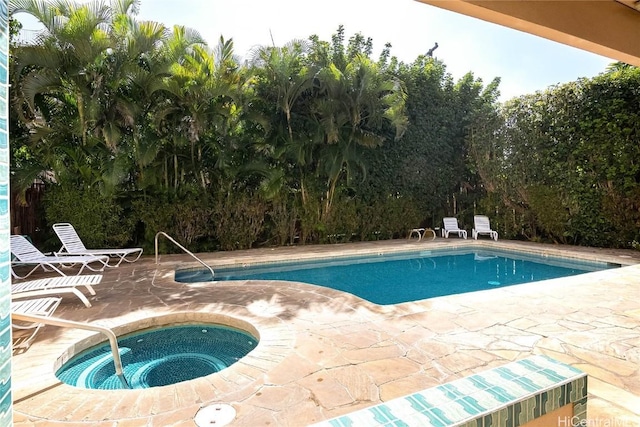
xmin=10 ymin=239 xmax=640 ymax=426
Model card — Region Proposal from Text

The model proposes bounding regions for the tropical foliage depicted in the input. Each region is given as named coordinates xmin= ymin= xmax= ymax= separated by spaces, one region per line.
xmin=469 ymin=65 xmax=640 ymax=247
xmin=10 ymin=0 xmax=638 ymax=252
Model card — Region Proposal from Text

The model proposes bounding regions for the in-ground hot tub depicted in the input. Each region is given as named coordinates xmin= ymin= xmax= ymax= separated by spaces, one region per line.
xmin=55 ymin=315 xmax=259 ymax=390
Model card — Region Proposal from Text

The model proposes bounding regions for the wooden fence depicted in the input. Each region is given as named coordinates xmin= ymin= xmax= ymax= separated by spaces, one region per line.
xmin=11 ymin=182 xmax=46 ymax=242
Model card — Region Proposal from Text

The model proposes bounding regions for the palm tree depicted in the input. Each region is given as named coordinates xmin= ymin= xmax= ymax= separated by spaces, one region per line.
xmin=313 ymin=54 xmax=408 ymax=219
xmin=10 ymin=0 xmax=213 ymax=195
xmin=10 ymin=0 xmax=141 ymax=190
xmin=152 ymin=34 xmax=253 ymax=193
xmin=248 ymin=40 xmax=317 ymax=204
xmin=249 ymin=33 xmax=408 ymax=237
xmin=113 ymin=17 xmax=177 ymax=191
xmin=605 ymin=61 xmax=635 ymax=73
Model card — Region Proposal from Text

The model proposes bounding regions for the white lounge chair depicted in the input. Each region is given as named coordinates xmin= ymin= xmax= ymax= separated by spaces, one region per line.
xmin=11 ymin=297 xmax=62 ymax=349
xmin=53 ymin=223 xmax=143 ymax=267
xmin=12 ymin=274 xmax=103 ymax=307
xmin=10 ymin=235 xmax=109 ymax=279
xmin=441 ymin=217 xmax=467 ymax=239
xmin=472 ymin=215 xmax=499 ymax=241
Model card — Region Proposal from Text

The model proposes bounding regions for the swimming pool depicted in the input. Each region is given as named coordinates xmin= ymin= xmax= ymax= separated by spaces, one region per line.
xmin=175 ymin=249 xmax=618 ymax=305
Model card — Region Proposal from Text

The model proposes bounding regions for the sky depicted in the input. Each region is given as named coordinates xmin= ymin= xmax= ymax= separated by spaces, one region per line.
xmin=16 ymin=0 xmax=615 ymax=101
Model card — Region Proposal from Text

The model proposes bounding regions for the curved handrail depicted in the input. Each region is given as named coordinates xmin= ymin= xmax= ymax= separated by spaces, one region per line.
xmin=11 ymin=312 xmax=130 ymax=389
xmin=154 ymin=232 xmax=215 ymax=279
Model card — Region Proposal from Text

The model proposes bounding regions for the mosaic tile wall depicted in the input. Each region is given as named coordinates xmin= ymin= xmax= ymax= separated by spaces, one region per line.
xmin=0 ymin=1 xmax=10 ymax=425
xmin=313 ymin=355 xmax=587 ymax=427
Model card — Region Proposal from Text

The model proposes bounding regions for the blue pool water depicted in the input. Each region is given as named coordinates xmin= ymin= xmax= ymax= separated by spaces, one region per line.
xmin=175 ymin=249 xmax=617 ymax=305
xmin=56 ymin=324 xmax=258 ymax=389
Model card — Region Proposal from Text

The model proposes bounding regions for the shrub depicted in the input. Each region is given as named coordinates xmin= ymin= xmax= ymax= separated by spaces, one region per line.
xmin=527 ymin=185 xmax=570 ymax=243
xmin=43 ymin=185 xmax=135 ymax=249
xmin=323 ymin=196 xmax=359 ymax=243
xmin=297 ymin=192 xmax=323 ymax=244
xmin=131 ymin=193 xmax=174 ymax=252
xmin=375 ymin=195 xmax=422 ymax=239
xmin=266 ymin=197 xmax=298 ymax=246
xmin=213 ymin=192 xmax=266 ymax=250
xmin=131 ymin=189 xmax=215 ymax=253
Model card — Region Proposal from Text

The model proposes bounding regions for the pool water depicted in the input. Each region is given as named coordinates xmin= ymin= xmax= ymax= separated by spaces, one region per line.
xmin=176 ymin=249 xmax=617 ymax=305
xmin=56 ymin=324 xmax=258 ymax=389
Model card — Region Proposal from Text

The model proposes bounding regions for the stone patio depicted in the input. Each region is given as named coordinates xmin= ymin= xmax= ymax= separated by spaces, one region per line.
xmin=11 ymin=239 xmax=640 ymax=426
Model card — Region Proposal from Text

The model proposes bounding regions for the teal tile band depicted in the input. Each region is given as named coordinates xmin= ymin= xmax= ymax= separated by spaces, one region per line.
xmin=0 ymin=0 xmax=9 ymax=425
xmin=573 ymin=396 xmax=588 ymax=425
xmin=311 ymin=356 xmax=587 ymax=427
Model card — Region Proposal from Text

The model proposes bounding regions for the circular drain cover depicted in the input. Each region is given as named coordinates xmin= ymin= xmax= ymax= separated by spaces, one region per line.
xmin=194 ymin=403 xmax=236 ymax=427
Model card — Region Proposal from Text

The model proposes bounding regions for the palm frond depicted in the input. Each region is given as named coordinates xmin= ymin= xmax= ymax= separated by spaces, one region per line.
xmin=20 ymin=70 xmax=62 ymax=109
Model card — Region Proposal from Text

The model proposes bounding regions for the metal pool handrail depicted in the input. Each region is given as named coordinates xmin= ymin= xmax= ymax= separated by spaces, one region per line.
xmin=11 ymin=312 xmax=130 ymax=389
xmin=154 ymin=231 xmax=215 ymax=279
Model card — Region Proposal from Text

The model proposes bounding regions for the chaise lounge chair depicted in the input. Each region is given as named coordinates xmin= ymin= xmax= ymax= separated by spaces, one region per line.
xmin=441 ymin=217 xmax=467 ymax=239
xmin=472 ymin=215 xmax=499 ymax=241
xmin=11 ymin=297 xmax=62 ymax=349
xmin=53 ymin=223 xmax=143 ymax=267
xmin=11 ymin=235 xmax=109 ymax=279
xmin=12 ymin=274 xmax=104 ymax=307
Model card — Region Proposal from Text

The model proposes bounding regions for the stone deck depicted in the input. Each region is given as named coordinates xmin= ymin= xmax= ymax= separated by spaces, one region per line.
xmin=11 ymin=239 xmax=640 ymax=426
